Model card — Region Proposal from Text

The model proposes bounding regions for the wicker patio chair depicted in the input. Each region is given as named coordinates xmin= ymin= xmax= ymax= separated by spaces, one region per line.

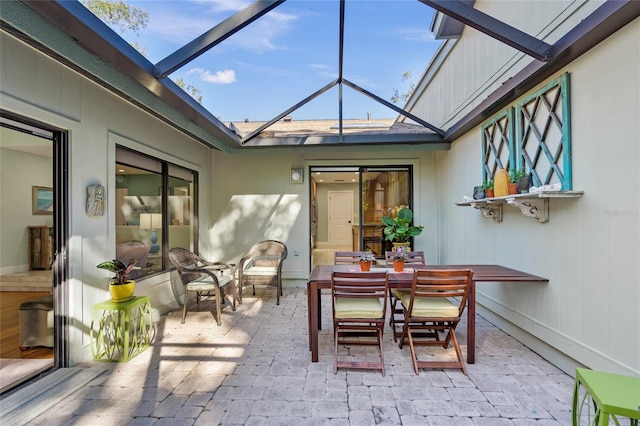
xmin=168 ymin=247 xmax=236 ymax=326
xmin=237 ymin=240 xmax=288 ymax=305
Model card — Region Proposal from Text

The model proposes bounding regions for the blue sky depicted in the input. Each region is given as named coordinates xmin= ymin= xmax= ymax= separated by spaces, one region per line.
xmin=121 ymin=1 xmax=442 ymax=122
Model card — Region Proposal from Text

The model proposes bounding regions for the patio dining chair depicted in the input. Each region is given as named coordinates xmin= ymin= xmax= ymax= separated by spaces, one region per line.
xmin=168 ymin=247 xmax=236 ymax=326
xmin=334 ymin=251 xmax=373 ymax=265
xmin=399 ymin=268 xmax=473 ymax=375
xmin=237 ymin=240 xmax=288 ymax=305
xmin=331 ymin=270 xmax=389 ymax=375
xmin=385 ymin=250 xmax=426 ymax=341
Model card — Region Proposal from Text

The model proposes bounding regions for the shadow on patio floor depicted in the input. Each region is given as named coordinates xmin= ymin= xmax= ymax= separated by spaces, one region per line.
xmin=15 ymin=287 xmax=576 ymax=425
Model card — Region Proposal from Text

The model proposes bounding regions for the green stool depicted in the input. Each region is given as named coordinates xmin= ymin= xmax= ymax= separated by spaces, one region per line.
xmin=90 ymin=296 xmax=153 ymax=362
xmin=572 ymin=368 xmax=640 ymax=426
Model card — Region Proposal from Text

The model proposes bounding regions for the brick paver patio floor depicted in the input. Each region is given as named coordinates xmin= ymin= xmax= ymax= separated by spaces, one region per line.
xmin=27 ymin=287 xmax=575 ymax=425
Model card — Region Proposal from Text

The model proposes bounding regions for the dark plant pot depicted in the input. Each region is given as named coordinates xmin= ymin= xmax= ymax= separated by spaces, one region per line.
xmin=517 ymin=175 xmax=532 ymax=193
xmin=473 ymin=186 xmax=486 ymax=200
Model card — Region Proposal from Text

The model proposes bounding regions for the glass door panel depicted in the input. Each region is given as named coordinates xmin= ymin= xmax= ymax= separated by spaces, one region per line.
xmin=360 ymin=167 xmax=412 ymax=258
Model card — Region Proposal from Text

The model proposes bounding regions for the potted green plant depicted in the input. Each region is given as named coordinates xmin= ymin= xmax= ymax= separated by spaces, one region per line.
xmin=482 ymin=179 xmax=494 ymax=198
xmin=359 ymin=253 xmax=374 ymax=271
xmin=381 ymin=207 xmax=424 ymax=250
xmin=97 ymin=259 xmax=140 ymax=302
xmin=508 ymin=169 xmax=525 ymax=195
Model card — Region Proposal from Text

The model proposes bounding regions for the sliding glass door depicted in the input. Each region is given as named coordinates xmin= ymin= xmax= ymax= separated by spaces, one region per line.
xmin=309 ymin=165 xmax=412 ymax=260
xmin=359 ymin=167 xmax=412 ymax=257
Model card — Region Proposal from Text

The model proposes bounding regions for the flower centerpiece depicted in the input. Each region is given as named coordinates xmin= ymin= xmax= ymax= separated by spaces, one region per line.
xmin=97 ymin=259 xmax=140 ymax=302
xmin=359 ymin=252 xmax=375 ymax=271
xmin=391 ymin=250 xmax=408 ymax=272
xmin=392 ymin=251 xmax=409 ymax=262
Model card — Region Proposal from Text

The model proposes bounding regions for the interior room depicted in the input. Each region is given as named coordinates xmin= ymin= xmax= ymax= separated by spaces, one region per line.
xmin=0 ymin=124 xmax=55 ymax=391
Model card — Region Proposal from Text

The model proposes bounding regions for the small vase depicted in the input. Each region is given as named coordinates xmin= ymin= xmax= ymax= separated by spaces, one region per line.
xmin=109 ymin=280 xmax=135 ymax=302
xmin=392 ymin=242 xmax=411 ymax=252
xmin=485 ymin=188 xmax=494 ymax=198
xmin=393 ymin=260 xmax=404 ymax=272
xmin=359 ymin=260 xmax=372 ymax=271
xmin=508 ymin=183 xmax=518 ymax=195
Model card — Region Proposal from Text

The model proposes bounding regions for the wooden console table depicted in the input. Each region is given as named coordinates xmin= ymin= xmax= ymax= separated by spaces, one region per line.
xmin=27 ymin=226 xmax=53 ymax=270
xmin=91 ymin=296 xmax=153 ymax=362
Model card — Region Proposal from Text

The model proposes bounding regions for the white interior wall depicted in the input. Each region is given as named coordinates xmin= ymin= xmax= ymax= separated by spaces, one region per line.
xmin=0 ymin=139 xmax=53 ymax=274
xmin=434 ymin=18 xmax=640 ymax=375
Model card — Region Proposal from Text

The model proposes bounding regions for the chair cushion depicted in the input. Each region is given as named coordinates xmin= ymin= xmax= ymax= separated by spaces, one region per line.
xmin=400 ymin=295 xmax=459 ymax=317
xmin=253 ymin=255 xmax=282 ymax=267
xmin=242 ymin=266 xmax=277 ymax=276
xmin=390 ymin=289 xmax=409 ymax=300
xmin=186 ymin=273 xmax=233 ymax=291
xmin=334 ymin=297 xmax=384 ymax=319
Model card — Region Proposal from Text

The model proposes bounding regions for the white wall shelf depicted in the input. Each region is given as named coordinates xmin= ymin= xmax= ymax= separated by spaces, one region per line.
xmin=455 ymin=191 xmax=584 ymax=223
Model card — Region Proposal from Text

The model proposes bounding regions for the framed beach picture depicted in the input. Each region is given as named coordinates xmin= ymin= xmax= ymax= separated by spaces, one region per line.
xmin=32 ymin=186 xmax=53 ymax=215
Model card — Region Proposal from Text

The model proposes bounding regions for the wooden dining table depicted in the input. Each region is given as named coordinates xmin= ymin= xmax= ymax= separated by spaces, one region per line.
xmin=307 ymin=264 xmax=548 ymax=363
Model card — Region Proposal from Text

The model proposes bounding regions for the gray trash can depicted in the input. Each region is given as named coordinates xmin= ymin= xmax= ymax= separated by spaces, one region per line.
xmin=19 ymin=294 xmax=54 ymax=349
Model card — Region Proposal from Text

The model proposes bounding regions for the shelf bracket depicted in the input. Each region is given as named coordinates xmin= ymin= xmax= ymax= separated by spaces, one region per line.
xmin=471 ymin=202 xmax=503 ymax=222
xmin=507 ymin=197 xmax=549 ymax=222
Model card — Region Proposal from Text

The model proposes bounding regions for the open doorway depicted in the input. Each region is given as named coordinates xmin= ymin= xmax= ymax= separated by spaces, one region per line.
xmin=0 ymin=113 xmax=66 ymax=392
xmin=309 ymin=165 xmax=413 ymax=269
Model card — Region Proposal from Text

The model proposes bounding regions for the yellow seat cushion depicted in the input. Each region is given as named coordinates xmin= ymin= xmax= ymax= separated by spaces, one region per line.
xmin=390 ymin=289 xmax=409 ymax=300
xmin=334 ymin=297 xmax=384 ymax=319
xmin=399 ymin=295 xmax=459 ymax=317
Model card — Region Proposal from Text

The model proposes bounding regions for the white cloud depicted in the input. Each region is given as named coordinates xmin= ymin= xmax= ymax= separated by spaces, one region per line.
xmin=395 ymin=28 xmax=437 ymax=43
xmin=138 ymin=2 xmax=298 ymax=54
xmin=188 ymin=67 xmax=236 ymax=84
xmin=201 ymin=1 xmax=252 ymax=13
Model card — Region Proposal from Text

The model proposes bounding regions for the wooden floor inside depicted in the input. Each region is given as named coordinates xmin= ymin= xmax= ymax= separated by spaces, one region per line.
xmin=1 ymin=291 xmax=54 ymax=359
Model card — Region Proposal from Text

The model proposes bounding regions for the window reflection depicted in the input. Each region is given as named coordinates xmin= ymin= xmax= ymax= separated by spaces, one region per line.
xmin=115 ymin=148 xmax=196 ymax=278
xmin=361 ymin=169 xmax=411 ymax=256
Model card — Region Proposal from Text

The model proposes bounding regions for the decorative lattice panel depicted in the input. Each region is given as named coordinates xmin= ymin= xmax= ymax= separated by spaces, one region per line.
xmin=481 ymin=108 xmax=515 ymax=182
xmin=516 ymin=73 xmax=572 ymax=189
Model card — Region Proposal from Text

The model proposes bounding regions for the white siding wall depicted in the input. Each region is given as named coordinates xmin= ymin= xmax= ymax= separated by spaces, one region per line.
xmin=411 ymin=0 xmax=604 ymax=128
xmin=1 ymin=33 xmax=213 ymax=364
xmin=209 ymin=151 xmax=441 ymax=284
xmin=430 ymin=13 xmax=639 ymax=375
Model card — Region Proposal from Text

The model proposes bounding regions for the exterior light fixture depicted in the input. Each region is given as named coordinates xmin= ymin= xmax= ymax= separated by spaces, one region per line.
xmin=291 ymin=168 xmax=304 ymax=184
